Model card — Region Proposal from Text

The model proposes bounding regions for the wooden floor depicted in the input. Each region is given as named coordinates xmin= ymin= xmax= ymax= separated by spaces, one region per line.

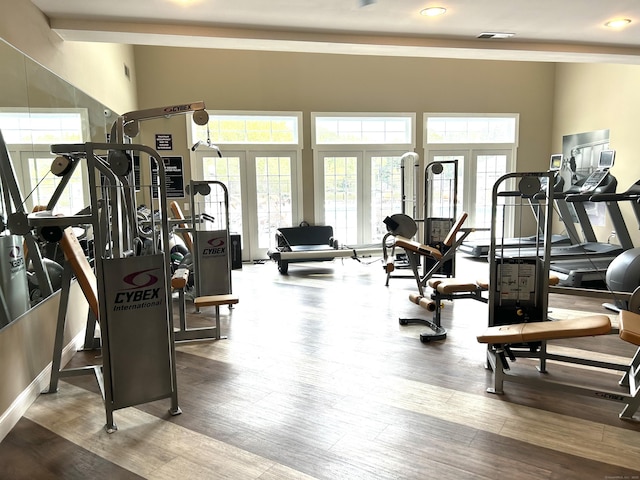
xmin=3 ymin=256 xmax=640 ymax=479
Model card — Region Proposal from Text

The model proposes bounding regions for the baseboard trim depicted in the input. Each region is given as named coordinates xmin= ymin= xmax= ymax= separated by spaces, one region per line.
xmin=0 ymin=331 xmax=85 ymax=442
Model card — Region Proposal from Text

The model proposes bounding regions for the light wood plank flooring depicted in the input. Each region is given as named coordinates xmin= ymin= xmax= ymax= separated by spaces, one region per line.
xmin=2 ymin=255 xmax=640 ymax=479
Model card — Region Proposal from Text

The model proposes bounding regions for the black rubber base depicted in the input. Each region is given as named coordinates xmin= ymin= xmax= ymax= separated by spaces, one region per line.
xmin=420 ymin=329 xmax=447 ymax=342
xmin=399 ymin=317 xmax=447 ymax=343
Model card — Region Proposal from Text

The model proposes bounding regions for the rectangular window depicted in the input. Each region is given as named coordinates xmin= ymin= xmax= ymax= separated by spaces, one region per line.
xmin=314 ymin=115 xmax=413 ymax=145
xmin=426 ymin=116 xmax=517 ymax=144
xmin=474 ymin=153 xmax=508 ymax=228
xmin=1 ymin=109 xmax=89 ymax=216
xmin=192 ymin=114 xmax=300 ymax=145
xmin=0 ymin=110 xmax=85 ymax=144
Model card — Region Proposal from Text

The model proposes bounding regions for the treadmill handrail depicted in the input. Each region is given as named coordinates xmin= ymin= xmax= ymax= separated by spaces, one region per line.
xmin=565 ymin=193 xmax=592 ymax=202
xmin=590 ymin=193 xmax=640 ymax=202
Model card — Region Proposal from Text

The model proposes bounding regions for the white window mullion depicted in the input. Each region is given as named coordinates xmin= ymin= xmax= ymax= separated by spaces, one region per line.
xmin=359 ymin=151 xmax=370 ymax=244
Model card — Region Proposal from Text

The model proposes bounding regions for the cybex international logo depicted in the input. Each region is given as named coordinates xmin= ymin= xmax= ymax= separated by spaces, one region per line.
xmin=122 ymin=268 xmax=159 ymax=290
xmin=202 ymin=237 xmax=226 ymax=256
xmin=163 ymin=104 xmax=192 ymax=114
xmin=7 ymin=245 xmax=24 ymax=270
xmin=113 ymin=268 xmax=163 ymax=311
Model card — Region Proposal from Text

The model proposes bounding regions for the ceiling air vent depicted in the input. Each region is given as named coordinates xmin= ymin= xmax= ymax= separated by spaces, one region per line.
xmin=477 ymin=32 xmax=515 ymax=39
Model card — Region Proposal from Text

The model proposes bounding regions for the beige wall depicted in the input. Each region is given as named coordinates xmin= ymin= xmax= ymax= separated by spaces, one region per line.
xmin=133 ymin=46 xmax=557 ymax=221
xmin=553 ymin=63 xmax=640 ymax=245
xmin=0 ymin=0 xmax=137 ymax=115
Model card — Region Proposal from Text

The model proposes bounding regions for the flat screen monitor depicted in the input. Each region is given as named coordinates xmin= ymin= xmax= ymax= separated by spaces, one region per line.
xmin=549 ymin=154 xmax=562 ymax=171
xmin=598 ymin=149 xmax=615 ymax=169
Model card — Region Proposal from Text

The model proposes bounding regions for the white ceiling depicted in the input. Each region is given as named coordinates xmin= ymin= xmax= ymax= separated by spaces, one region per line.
xmin=31 ymin=0 xmax=640 ymax=64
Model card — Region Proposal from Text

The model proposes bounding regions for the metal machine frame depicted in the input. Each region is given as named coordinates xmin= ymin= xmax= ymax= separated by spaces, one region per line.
xmin=482 ymin=171 xmax=640 ymax=419
xmin=37 ymin=142 xmax=181 ymax=433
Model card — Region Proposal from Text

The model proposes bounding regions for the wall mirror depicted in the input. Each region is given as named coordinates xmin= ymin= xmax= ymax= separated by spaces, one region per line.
xmin=0 ymin=38 xmax=114 ymax=329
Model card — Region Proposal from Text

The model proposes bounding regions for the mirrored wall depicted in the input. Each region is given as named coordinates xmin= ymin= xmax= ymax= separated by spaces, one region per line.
xmin=0 ymin=38 xmax=114 ymax=329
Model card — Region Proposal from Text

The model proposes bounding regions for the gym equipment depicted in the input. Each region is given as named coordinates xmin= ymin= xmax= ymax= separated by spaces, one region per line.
xmin=268 ymin=224 xmax=384 ymax=274
xmin=422 ymin=159 xmax=459 ymax=277
xmin=109 ymin=101 xmax=209 ymax=144
xmin=391 ymin=212 xmax=482 ymax=342
xmin=39 ymin=141 xmax=181 ymax=433
xmin=594 ymin=180 xmax=640 ymax=308
xmin=416 ymin=273 xmax=562 ymax=342
xmin=549 ymin=151 xmax=634 ymax=286
xmin=478 ymin=295 xmax=640 ymax=420
xmin=0 ymin=129 xmax=54 ymax=321
xmin=606 ymin=248 xmax=640 ymax=311
xmin=392 ymin=213 xmax=471 ymax=298
xmin=383 ymin=159 xmax=462 ymax=285
xmin=182 ymin=180 xmax=233 ymax=297
xmin=398 ymin=151 xmax=420 ymax=219
xmin=171 ymin=267 xmax=238 ymax=342
xmin=402 ymin=277 xmax=488 ymax=342
xmin=477 ymin=170 xmax=640 ymax=420
xmin=459 ymin=154 xmax=571 ymax=258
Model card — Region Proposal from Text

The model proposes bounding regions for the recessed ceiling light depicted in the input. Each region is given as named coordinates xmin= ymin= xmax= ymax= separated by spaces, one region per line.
xmin=420 ymin=7 xmax=447 ymax=17
xmin=605 ymin=18 xmax=632 ymax=28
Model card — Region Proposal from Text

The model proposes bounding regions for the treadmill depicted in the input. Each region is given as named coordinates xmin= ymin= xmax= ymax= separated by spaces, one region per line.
xmin=549 ymin=150 xmax=634 ymax=286
xmin=459 ymin=154 xmax=572 ymax=257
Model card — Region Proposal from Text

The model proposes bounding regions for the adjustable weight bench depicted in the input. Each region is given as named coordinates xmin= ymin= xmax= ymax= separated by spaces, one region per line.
xmin=393 ymin=213 xmax=487 ymax=342
xmin=477 ymin=309 xmax=640 ymax=420
xmin=392 ymin=212 xmax=473 ymax=297
xmin=401 ymin=273 xmax=561 ymax=343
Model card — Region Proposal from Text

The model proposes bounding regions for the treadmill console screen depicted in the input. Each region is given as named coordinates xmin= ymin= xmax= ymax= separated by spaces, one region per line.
xmin=549 ymin=154 xmax=562 ymax=171
xmin=598 ymin=149 xmax=615 ymax=169
xmin=580 ymin=150 xmax=616 ymax=192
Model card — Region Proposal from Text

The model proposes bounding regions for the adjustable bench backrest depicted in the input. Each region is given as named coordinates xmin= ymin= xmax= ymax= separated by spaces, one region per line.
xmin=60 ymin=227 xmax=99 ymax=320
xmin=394 ymin=212 xmax=469 ymax=260
xmin=443 ymin=212 xmax=469 ymax=247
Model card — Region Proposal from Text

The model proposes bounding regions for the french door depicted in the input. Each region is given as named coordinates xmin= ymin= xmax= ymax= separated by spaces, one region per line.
xmin=427 ymin=149 xmax=513 ymax=236
xmin=315 ymin=150 xmax=405 ymax=245
xmin=197 ymin=149 xmax=300 ymax=260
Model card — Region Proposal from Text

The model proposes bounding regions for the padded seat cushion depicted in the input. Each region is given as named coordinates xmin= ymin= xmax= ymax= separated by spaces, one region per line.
xmin=436 ymin=280 xmax=480 ymax=294
xmin=619 ymin=310 xmax=640 ymax=346
xmin=171 ymin=268 xmax=190 ymax=289
xmin=477 ymin=315 xmax=611 ymax=344
xmin=194 ymin=294 xmax=239 ymax=308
